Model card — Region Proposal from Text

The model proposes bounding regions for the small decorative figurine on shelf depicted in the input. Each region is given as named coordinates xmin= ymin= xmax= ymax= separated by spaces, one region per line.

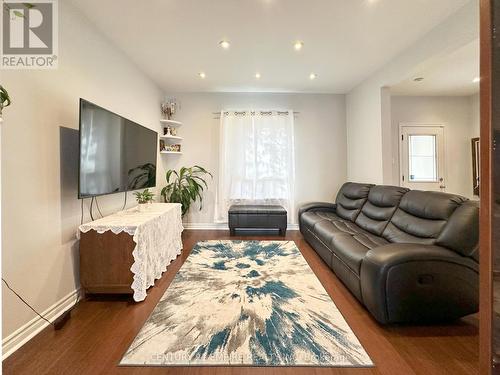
xmin=161 ymin=98 xmax=177 ymax=120
xmin=164 ymin=126 xmax=172 ymax=136
xmin=164 ymin=144 xmax=181 ymax=152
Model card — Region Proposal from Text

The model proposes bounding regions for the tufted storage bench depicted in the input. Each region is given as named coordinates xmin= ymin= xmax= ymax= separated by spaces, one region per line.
xmin=229 ymin=205 xmax=287 ymax=236
xmin=299 ymin=182 xmax=479 ymax=324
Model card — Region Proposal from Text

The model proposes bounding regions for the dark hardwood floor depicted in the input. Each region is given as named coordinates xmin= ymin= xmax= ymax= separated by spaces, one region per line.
xmin=3 ymin=230 xmax=479 ymax=375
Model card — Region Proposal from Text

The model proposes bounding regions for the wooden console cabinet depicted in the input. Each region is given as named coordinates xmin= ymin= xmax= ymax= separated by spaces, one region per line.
xmin=79 ymin=230 xmax=136 ymax=295
xmin=78 ymin=203 xmax=183 ymax=301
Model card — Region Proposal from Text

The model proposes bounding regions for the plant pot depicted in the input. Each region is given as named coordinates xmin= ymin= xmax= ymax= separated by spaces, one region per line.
xmin=138 ymin=203 xmax=149 ymax=212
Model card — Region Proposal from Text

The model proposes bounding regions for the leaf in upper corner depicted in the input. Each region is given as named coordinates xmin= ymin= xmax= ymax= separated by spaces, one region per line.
xmin=13 ymin=10 xmax=25 ymax=18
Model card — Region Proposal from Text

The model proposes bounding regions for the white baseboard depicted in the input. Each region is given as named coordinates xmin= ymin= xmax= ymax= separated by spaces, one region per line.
xmin=2 ymin=288 xmax=80 ymax=360
xmin=183 ymin=223 xmax=299 ymax=231
xmin=183 ymin=222 xmax=228 ymax=230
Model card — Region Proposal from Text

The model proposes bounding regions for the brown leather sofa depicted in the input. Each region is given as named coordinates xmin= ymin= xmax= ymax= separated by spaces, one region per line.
xmin=299 ymin=182 xmax=479 ymax=324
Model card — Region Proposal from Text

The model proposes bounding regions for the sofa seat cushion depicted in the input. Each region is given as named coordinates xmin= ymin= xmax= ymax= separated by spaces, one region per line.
xmin=301 ymin=211 xmax=342 ymax=230
xmin=309 ymin=210 xmax=343 ymax=223
xmin=302 ymin=211 xmax=367 ymax=236
xmin=302 ymin=210 xmax=389 ymax=275
xmin=352 ymin=232 xmax=389 ymax=249
xmin=330 ymin=233 xmax=387 ymax=275
xmin=314 ymin=217 xmax=368 ymax=236
xmin=300 ymin=211 xmax=331 ymax=229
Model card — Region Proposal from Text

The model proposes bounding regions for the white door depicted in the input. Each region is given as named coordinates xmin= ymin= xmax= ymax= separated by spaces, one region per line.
xmin=400 ymin=125 xmax=446 ymax=192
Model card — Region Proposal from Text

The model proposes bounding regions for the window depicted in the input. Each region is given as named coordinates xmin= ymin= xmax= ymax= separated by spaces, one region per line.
xmin=215 ymin=110 xmax=295 ymax=223
xmin=408 ymin=134 xmax=437 ymax=182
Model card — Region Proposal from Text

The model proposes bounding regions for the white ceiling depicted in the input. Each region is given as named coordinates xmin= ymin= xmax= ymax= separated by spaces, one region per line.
xmin=390 ymin=39 xmax=479 ymax=96
xmin=70 ymin=0 xmax=472 ymax=93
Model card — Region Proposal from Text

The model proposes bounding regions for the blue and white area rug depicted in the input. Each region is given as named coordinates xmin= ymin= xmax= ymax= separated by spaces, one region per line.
xmin=120 ymin=240 xmax=373 ymax=367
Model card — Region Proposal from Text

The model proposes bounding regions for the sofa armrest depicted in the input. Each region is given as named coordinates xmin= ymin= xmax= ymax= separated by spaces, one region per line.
xmin=360 ymin=243 xmax=479 ymax=324
xmin=298 ymin=202 xmax=336 ymax=218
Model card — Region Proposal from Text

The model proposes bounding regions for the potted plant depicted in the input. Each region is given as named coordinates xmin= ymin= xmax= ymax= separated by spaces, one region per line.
xmin=161 ymin=166 xmax=212 ymax=216
xmin=0 ymin=85 xmax=11 ymax=121
xmin=134 ymin=189 xmax=155 ymax=211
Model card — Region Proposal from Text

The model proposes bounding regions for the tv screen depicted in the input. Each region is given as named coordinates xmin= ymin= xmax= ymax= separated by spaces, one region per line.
xmin=78 ymin=99 xmax=157 ymax=198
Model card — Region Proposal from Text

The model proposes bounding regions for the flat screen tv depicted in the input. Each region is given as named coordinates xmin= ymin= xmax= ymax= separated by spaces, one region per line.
xmin=78 ymin=99 xmax=157 ymax=198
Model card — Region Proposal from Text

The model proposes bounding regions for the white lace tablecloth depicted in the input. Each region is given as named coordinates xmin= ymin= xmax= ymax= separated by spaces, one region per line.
xmin=78 ymin=203 xmax=184 ymax=302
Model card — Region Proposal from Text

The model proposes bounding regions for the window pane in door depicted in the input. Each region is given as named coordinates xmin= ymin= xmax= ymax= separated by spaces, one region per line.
xmin=408 ymin=135 xmax=437 ymax=182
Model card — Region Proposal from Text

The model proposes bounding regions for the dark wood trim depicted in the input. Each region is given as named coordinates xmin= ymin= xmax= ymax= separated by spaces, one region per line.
xmin=480 ymin=0 xmax=493 ymax=373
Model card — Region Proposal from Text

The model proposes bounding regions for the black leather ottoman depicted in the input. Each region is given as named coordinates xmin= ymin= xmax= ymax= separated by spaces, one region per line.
xmin=228 ymin=205 xmax=287 ymax=236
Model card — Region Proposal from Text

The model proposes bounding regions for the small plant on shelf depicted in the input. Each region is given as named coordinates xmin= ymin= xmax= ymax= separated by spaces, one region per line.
xmin=161 ymin=166 xmax=212 ymax=216
xmin=134 ymin=189 xmax=155 ymax=205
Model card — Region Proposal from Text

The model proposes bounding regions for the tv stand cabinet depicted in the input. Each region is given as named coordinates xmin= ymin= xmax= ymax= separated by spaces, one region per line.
xmin=78 ymin=203 xmax=183 ymax=301
xmin=80 ymin=230 xmax=136 ymax=295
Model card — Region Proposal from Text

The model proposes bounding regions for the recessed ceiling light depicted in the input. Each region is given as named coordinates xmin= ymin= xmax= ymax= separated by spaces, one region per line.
xmin=473 ymin=77 xmax=480 ymax=83
xmin=198 ymin=72 xmax=206 ymax=79
xmin=219 ymin=40 xmax=230 ymax=49
xmin=294 ymin=41 xmax=304 ymax=51
xmin=413 ymin=77 xmax=424 ymax=82
xmin=309 ymin=73 xmax=317 ymax=80
xmin=255 ymin=72 xmax=261 ymax=79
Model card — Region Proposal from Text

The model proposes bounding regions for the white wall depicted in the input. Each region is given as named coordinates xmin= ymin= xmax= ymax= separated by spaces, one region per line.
xmin=162 ymin=93 xmax=347 ymax=226
xmin=471 ymin=93 xmax=480 ymax=137
xmin=390 ymin=95 xmax=479 ymax=198
xmin=346 ymin=0 xmax=478 ymax=184
xmin=1 ymin=1 xmax=163 ymax=340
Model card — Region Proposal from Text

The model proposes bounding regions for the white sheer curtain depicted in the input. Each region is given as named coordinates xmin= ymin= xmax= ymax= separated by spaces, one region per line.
xmin=215 ymin=110 xmax=295 ymax=223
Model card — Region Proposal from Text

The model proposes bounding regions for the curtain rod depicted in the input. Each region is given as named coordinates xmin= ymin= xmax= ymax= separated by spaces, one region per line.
xmin=211 ymin=111 xmax=300 ymax=115
xmin=211 ymin=111 xmax=300 ymax=119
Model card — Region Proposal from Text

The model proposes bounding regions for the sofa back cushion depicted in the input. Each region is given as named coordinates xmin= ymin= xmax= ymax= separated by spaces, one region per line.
xmin=335 ymin=182 xmax=373 ymax=222
xmin=383 ymin=190 xmax=467 ymax=244
xmin=355 ymin=185 xmax=409 ymax=236
xmin=436 ymin=200 xmax=479 ymax=260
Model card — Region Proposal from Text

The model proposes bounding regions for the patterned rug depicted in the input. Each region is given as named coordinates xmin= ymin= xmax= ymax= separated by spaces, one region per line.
xmin=120 ymin=240 xmax=373 ymax=367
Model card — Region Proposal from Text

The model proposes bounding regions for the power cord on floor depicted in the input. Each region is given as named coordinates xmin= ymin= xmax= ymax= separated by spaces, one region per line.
xmin=2 ymin=278 xmax=81 ymax=330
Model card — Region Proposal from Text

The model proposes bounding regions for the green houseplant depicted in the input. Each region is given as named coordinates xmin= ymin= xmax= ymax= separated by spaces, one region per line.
xmin=134 ymin=189 xmax=155 ymax=211
xmin=161 ymin=166 xmax=212 ymax=216
xmin=0 ymin=85 xmax=11 ymax=118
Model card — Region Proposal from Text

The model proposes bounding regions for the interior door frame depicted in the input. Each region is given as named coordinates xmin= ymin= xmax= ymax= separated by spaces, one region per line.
xmin=480 ymin=0 xmax=493 ymax=374
xmin=398 ymin=122 xmax=447 ymax=189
